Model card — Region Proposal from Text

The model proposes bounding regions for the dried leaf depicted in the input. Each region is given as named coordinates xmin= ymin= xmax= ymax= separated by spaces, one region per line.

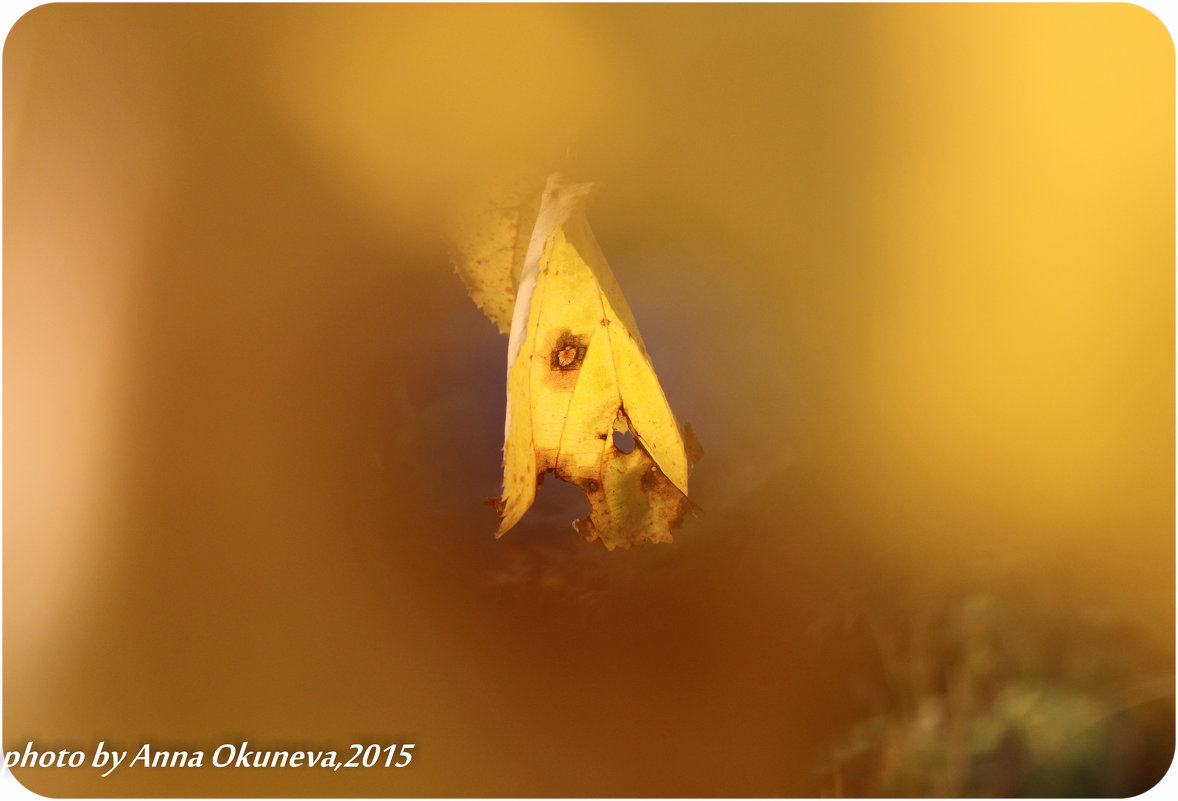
xmin=456 ymin=175 xmax=700 ymax=549
xmin=447 ymin=183 xmax=541 ymax=334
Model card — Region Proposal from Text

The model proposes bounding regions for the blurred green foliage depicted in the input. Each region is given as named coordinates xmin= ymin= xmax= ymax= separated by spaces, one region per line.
xmin=814 ymin=563 xmax=1173 ymax=796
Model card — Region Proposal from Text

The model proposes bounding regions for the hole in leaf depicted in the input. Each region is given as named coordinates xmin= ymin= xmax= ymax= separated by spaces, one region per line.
xmin=613 ymin=429 xmax=635 ymax=453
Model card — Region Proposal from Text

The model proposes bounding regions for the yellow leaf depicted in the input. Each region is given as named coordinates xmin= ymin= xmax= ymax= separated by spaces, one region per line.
xmin=447 ymin=182 xmax=541 ymax=334
xmin=474 ymin=174 xmax=699 ymax=550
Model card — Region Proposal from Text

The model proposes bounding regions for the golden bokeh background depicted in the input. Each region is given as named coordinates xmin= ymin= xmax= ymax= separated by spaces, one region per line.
xmin=4 ymin=4 xmax=1173 ymax=796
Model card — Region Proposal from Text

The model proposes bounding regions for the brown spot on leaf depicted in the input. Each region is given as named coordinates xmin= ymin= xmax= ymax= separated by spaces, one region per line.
xmin=549 ymin=330 xmax=586 ymax=372
xmin=556 ymin=345 xmax=578 ymax=367
xmin=640 ymin=464 xmax=664 ymax=493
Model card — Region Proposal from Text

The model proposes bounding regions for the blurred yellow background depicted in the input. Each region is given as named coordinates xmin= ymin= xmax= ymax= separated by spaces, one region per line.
xmin=4 ymin=4 xmax=1173 ymax=796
